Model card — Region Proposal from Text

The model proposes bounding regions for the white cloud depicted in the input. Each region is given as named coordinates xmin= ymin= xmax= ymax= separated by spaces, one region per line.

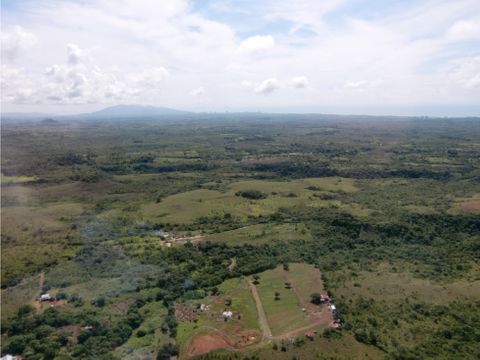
xmin=449 ymin=56 xmax=480 ymax=88
xmin=238 ymin=35 xmax=275 ymax=53
xmin=67 ymin=43 xmax=83 ymax=65
xmin=254 ymin=78 xmax=281 ymax=94
xmin=1 ymin=65 xmax=37 ymax=103
xmin=128 ymin=67 xmax=170 ymax=89
xmin=241 ymin=80 xmax=254 ymax=88
xmin=1 ymin=0 xmax=480 ymax=113
xmin=291 ymin=76 xmax=309 ymax=88
xmin=446 ymin=19 xmax=480 ymax=41
xmin=191 ymin=87 xmax=205 ymax=96
xmin=344 ymin=80 xmax=369 ymax=89
xmin=2 ymin=43 xmax=171 ymax=105
xmin=1 ymin=26 xmax=37 ymax=61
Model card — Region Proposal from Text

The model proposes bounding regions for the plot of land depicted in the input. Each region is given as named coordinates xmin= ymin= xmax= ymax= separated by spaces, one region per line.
xmin=179 ymin=263 xmax=333 ymax=358
xmin=450 ymin=195 xmax=480 ymax=214
xmin=141 ymin=177 xmax=358 ymax=223
xmin=254 ymin=263 xmax=332 ymax=337
xmin=177 ymin=277 xmax=261 ymax=358
xmin=333 ymin=262 xmax=480 ymax=304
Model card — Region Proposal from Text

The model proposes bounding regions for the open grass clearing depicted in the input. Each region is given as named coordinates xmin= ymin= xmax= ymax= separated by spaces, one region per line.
xmin=449 ymin=194 xmax=480 ymax=214
xmin=254 ymin=263 xmax=331 ymax=337
xmin=1 ymin=273 xmax=40 ymax=319
xmin=177 ymin=277 xmax=261 ymax=358
xmin=141 ymin=177 xmax=357 ymax=223
xmin=252 ymin=333 xmax=384 ymax=360
xmin=177 ymin=278 xmax=260 ymax=350
xmin=332 ymin=262 xmax=480 ymax=305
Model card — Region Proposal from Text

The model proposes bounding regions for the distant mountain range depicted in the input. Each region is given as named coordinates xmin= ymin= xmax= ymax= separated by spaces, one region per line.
xmin=85 ymin=104 xmax=192 ymax=118
xmin=2 ymin=105 xmax=479 ymax=121
xmin=1 ymin=105 xmax=192 ymax=120
xmin=1 ymin=112 xmax=55 ymax=119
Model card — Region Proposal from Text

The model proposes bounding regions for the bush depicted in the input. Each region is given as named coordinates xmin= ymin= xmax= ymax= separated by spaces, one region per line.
xmin=157 ymin=343 xmax=179 ymax=360
xmin=92 ymin=297 xmax=106 ymax=307
xmin=235 ymin=190 xmax=267 ymax=200
xmin=310 ymin=292 xmax=322 ymax=305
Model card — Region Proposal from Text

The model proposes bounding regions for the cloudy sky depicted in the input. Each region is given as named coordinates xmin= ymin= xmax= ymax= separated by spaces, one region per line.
xmin=1 ymin=0 xmax=480 ymax=115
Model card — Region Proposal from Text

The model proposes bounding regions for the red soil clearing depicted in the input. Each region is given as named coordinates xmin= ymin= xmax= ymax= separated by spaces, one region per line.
xmin=458 ymin=200 xmax=480 ymax=214
xmin=185 ymin=329 xmax=261 ymax=358
xmin=186 ymin=333 xmax=234 ymax=358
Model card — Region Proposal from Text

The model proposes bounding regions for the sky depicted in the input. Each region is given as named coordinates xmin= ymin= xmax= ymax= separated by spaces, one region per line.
xmin=1 ymin=0 xmax=480 ymax=116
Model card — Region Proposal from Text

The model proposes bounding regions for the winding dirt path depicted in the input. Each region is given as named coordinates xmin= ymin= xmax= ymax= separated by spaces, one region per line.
xmin=271 ymin=306 xmax=332 ymax=340
xmin=228 ymin=257 xmax=237 ymax=271
xmin=248 ymin=282 xmax=273 ymax=339
xmin=38 ymin=271 xmax=45 ymax=293
xmin=33 ymin=271 xmax=45 ymax=313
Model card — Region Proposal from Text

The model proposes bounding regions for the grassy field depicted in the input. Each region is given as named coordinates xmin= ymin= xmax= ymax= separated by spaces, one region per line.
xmin=1 ymin=201 xmax=84 ymax=286
xmin=1 ymin=175 xmax=37 ymax=184
xmin=254 ymin=264 xmax=324 ymax=336
xmin=251 ymin=333 xmax=384 ymax=360
xmin=0 ymin=273 xmax=40 ymax=320
xmin=177 ymin=277 xmax=261 ymax=357
xmin=283 ymin=263 xmax=327 ymax=306
xmin=333 ymin=262 xmax=480 ymax=305
xmin=141 ymin=177 xmax=359 ymax=224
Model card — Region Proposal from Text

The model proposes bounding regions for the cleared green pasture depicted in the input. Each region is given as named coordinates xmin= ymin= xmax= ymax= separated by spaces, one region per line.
xmin=141 ymin=177 xmax=358 ymax=223
xmin=253 ymin=333 xmax=384 ymax=360
xmin=1 ymin=202 xmax=84 ymax=285
xmin=1 ymin=273 xmax=40 ymax=319
xmin=283 ymin=263 xmax=326 ymax=304
xmin=254 ymin=266 xmax=311 ymax=336
xmin=177 ymin=277 xmax=260 ymax=350
xmin=333 ymin=262 xmax=480 ymax=305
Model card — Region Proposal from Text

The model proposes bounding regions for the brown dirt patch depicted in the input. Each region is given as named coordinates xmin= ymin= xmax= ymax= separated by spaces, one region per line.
xmin=176 ymin=303 xmax=198 ymax=322
xmin=57 ymin=324 xmax=83 ymax=338
xmin=234 ymin=329 xmax=261 ymax=347
xmin=107 ymin=297 xmax=135 ymax=315
xmin=34 ymin=301 xmax=41 ymax=313
xmin=185 ymin=328 xmax=261 ymax=358
xmin=458 ymin=199 xmax=480 ymax=214
xmin=186 ymin=332 xmax=234 ymax=358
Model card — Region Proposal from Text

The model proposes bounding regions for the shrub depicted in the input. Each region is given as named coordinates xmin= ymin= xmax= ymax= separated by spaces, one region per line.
xmin=235 ymin=190 xmax=267 ymax=200
xmin=157 ymin=343 xmax=179 ymax=360
xmin=310 ymin=292 xmax=322 ymax=305
xmin=92 ymin=297 xmax=106 ymax=307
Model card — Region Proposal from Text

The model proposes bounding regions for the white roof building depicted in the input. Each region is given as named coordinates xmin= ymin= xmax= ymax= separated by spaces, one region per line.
xmin=2 ymin=355 xmax=19 ymax=360
xmin=222 ymin=310 xmax=233 ymax=319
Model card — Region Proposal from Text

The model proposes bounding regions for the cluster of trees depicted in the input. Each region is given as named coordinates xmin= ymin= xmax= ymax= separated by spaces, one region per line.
xmin=244 ymin=160 xmax=454 ymax=181
xmin=235 ymin=190 xmax=268 ymax=200
xmin=1 ymin=296 xmax=146 ymax=359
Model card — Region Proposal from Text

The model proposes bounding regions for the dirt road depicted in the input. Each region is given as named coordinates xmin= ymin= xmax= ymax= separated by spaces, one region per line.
xmin=33 ymin=271 xmax=45 ymax=313
xmin=38 ymin=271 xmax=45 ymax=293
xmin=249 ymin=282 xmax=273 ymax=339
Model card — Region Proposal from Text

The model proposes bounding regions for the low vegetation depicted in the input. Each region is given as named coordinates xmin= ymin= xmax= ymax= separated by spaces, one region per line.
xmin=1 ymin=115 xmax=479 ymax=359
